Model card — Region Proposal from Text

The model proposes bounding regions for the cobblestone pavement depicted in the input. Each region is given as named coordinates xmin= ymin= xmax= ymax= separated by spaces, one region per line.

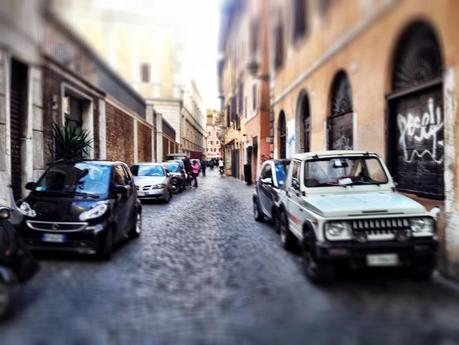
xmin=1 ymin=170 xmax=459 ymax=345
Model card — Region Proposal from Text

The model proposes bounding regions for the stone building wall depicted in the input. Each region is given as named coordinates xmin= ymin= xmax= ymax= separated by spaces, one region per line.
xmin=137 ymin=121 xmax=152 ymax=163
xmin=106 ymin=102 xmax=135 ymax=166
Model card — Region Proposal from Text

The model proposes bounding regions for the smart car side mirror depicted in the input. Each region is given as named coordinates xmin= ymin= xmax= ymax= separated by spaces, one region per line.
xmin=0 ymin=207 xmax=11 ymax=220
xmin=114 ymin=185 xmax=128 ymax=195
xmin=25 ymin=182 xmax=37 ymax=191
xmin=261 ymin=177 xmax=273 ymax=186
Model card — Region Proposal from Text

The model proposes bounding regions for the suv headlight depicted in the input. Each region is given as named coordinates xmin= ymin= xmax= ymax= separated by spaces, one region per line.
xmin=19 ymin=202 xmax=37 ymax=218
xmin=79 ymin=203 xmax=108 ymax=221
xmin=324 ymin=221 xmax=352 ymax=241
xmin=409 ymin=217 xmax=434 ymax=237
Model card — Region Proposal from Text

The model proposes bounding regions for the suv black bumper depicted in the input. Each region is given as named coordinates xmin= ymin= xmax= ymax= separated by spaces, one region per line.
xmin=315 ymin=239 xmax=437 ymax=266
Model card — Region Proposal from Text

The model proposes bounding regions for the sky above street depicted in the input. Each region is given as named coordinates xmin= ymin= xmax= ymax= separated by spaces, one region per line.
xmin=143 ymin=0 xmax=224 ymax=109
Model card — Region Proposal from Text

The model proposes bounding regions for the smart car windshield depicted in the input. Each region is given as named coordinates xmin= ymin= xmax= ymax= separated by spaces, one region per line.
xmin=304 ymin=156 xmax=388 ymax=187
xmin=132 ymin=165 xmax=165 ymax=177
xmin=34 ymin=162 xmax=111 ymax=197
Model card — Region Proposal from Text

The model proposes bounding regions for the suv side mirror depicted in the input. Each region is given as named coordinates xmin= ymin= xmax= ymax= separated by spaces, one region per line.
xmin=114 ymin=185 xmax=128 ymax=195
xmin=25 ymin=182 xmax=37 ymax=191
xmin=292 ymin=178 xmax=300 ymax=191
xmin=261 ymin=177 xmax=273 ymax=186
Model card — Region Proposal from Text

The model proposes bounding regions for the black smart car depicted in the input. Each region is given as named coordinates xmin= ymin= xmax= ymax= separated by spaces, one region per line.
xmin=253 ymin=159 xmax=291 ymax=229
xmin=16 ymin=160 xmax=142 ymax=259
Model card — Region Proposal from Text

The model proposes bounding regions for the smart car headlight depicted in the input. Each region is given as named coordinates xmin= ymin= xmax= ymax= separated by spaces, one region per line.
xmin=409 ymin=217 xmax=434 ymax=237
xmin=79 ymin=203 xmax=108 ymax=221
xmin=19 ymin=202 xmax=37 ymax=218
xmin=324 ymin=221 xmax=352 ymax=241
xmin=0 ymin=207 xmax=11 ymax=219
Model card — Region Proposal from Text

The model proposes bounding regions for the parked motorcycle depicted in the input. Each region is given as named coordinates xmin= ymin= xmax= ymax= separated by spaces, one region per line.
xmin=0 ymin=205 xmax=39 ymax=318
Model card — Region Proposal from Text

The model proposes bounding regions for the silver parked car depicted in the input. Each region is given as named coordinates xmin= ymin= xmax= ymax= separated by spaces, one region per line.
xmin=130 ymin=163 xmax=173 ymax=203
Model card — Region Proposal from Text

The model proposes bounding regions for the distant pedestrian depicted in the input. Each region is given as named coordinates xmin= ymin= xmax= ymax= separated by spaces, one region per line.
xmin=191 ymin=160 xmax=200 ymax=188
xmin=184 ymin=155 xmax=193 ymax=187
xmin=218 ymin=158 xmax=224 ymax=175
xmin=201 ymin=160 xmax=207 ymax=176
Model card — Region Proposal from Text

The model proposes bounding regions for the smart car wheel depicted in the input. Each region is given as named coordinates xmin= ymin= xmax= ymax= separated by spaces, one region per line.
xmin=0 ymin=283 xmax=13 ymax=319
xmin=253 ymin=198 xmax=263 ymax=222
xmin=130 ymin=210 xmax=142 ymax=239
xmin=97 ymin=228 xmax=113 ymax=260
xmin=279 ymin=211 xmax=296 ymax=251
xmin=272 ymin=208 xmax=280 ymax=233
xmin=302 ymin=232 xmax=334 ymax=285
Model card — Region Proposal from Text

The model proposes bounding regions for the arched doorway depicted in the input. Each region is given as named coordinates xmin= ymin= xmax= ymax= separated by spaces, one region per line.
xmin=328 ymin=71 xmax=353 ymax=150
xmin=296 ymin=91 xmax=311 ymax=153
xmin=278 ymin=111 xmax=287 ymax=159
xmin=387 ymin=22 xmax=444 ymax=199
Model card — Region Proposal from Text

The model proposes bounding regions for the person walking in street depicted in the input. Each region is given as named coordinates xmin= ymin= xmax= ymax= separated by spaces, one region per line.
xmin=218 ymin=158 xmax=224 ymax=176
xmin=184 ymin=155 xmax=193 ymax=188
xmin=191 ymin=160 xmax=200 ymax=188
xmin=201 ymin=159 xmax=207 ymax=177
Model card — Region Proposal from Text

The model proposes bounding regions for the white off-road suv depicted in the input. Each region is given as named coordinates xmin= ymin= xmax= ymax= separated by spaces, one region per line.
xmin=278 ymin=151 xmax=438 ymax=284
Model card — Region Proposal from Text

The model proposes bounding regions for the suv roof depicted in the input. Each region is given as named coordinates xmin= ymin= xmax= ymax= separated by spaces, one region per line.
xmin=292 ymin=150 xmax=379 ymax=160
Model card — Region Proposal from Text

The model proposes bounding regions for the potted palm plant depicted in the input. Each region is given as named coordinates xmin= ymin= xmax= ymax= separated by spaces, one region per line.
xmin=50 ymin=121 xmax=93 ymax=160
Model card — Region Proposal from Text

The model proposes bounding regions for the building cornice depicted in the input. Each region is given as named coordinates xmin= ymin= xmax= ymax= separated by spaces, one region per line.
xmin=273 ymin=0 xmax=395 ymax=106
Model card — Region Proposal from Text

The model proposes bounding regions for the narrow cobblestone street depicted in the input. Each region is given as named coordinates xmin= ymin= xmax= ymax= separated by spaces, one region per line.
xmin=1 ymin=171 xmax=459 ymax=345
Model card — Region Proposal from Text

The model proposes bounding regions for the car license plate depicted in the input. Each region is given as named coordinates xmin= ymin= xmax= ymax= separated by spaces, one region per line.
xmin=138 ymin=191 xmax=146 ymax=197
xmin=41 ymin=233 xmax=66 ymax=243
xmin=366 ymin=254 xmax=399 ymax=267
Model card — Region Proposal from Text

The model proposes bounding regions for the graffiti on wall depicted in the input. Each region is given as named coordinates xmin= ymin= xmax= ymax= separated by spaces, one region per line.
xmin=397 ymin=97 xmax=444 ymax=164
xmin=287 ymin=119 xmax=296 ymax=158
xmin=328 ymin=112 xmax=353 ymax=150
xmin=391 ymin=89 xmax=444 ymax=199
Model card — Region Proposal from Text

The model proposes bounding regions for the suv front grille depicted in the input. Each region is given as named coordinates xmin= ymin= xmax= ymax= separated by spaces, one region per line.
xmin=351 ymin=218 xmax=411 ymax=241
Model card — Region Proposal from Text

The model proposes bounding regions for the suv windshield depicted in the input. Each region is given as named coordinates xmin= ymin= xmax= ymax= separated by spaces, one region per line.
xmin=131 ymin=165 xmax=165 ymax=177
xmin=166 ymin=163 xmax=180 ymax=173
xmin=34 ymin=162 xmax=111 ymax=197
xmin=304 ymin=156 xmax=388 ymax=187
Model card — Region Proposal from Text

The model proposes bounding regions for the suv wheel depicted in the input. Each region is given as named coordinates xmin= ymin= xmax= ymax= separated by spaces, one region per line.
xmin=253 ymin=198 xmax=264 ymax=222
xmin=302 ymin=232 xmax=334 ymax=285
xmin=279 ymin=211 xmax=296 ymax=251
xmin=411 ymin=259 xmax=435 ymax=281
